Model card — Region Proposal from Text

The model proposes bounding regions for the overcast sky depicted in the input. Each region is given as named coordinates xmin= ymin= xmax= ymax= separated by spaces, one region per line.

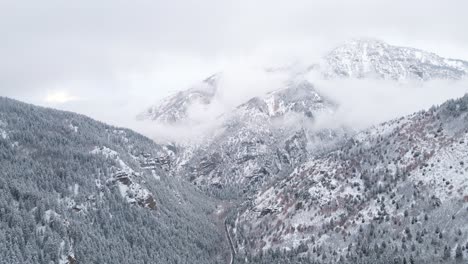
xmin=1 ymin=0 xmax=467 ymax=129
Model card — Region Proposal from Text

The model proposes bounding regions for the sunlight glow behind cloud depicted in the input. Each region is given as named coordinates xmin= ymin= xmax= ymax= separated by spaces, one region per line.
xmin=45 ymin=90 xmax=80 ymax=104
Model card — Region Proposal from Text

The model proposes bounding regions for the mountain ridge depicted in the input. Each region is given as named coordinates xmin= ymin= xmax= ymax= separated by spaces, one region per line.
xmin=320 ymin=38 xmax=468 ymax=80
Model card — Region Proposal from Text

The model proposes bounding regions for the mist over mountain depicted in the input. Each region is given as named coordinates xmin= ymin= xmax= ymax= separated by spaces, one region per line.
xmin=139 ymin=39 xmax=468 ymax=139
xmin=127 ymin=39 xmax=468 ymax=263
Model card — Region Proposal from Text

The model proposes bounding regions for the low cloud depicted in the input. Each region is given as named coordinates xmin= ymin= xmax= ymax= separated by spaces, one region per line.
xmin=141 ymin=71 xmax=468 ymax=144
xmin=309 ymin=77 xmax=468 ymax=131
xmin=134 ymin=64 xmax=291 ymax=144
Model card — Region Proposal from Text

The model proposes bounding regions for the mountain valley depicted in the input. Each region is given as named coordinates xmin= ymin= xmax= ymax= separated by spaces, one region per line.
xmin=1 ymin=39 xmax=468 ymax=264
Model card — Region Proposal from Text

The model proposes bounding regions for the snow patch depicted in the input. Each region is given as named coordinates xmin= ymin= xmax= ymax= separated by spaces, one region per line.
xmin=0 ymin=129 xmax=6 ymax=139
xmin=73 ymin=184 xmax=79 ymax=196
xmin=90 ymin=146 xmax=118 ymax=158
xmin=68 ymin=123 xmax=78 ymax=133
xmin=0 ymin=120 xmax=7 ymax=139
xmin=90 ymin=146 xmax=134 ymax=174
xmin=151 ymin=170 xmax=161 ymax=180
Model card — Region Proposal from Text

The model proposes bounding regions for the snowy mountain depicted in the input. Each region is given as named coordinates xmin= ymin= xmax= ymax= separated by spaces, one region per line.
xmin=140 ymin=39 xmax=468 ymax=198
xmin=235 ymin=80 xmax=334 ymax=119
xmin=174 ymin=80 xmax=347 ymax=198
xmin=137 ymin=73 xmax=220 ymax=124
xmin=0 ymin=97 xmax=227 ymax=264
xmin=139 ymin=39 xmax=468 ymax=127
xmin=135 ymin=37 xmax=468 ymax=262
xmin=320 ymin=39 xmax=468 ymax=80
xmin=232 ymin=94 xmax=468 ymax=263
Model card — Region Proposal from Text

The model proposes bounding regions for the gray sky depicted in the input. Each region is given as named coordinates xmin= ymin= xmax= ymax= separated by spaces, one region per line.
xmin=1 ymin=0 xmax=467 ymax=129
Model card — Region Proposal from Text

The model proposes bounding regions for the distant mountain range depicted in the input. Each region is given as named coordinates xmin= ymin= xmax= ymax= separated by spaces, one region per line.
xmin=138 ymin=39 xmax=468 ymax=195
xmin=139 ymin=39 xmax=468 ymax=126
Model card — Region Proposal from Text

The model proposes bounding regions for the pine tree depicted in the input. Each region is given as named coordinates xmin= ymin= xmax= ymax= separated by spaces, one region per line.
xmin=443 ymin=245 xmax=451 ymax=260
xmin=455 ymin=245 xmax=463 ymax=260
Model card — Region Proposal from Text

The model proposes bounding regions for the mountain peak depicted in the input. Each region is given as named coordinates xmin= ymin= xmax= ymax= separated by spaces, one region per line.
xmin=137 ymin=73 xmax=220 ymax=124
xmin=345 ymin=37 xmax=389 ymax=47
xmin=235 ymin=80 xmax=332 ymax=120
xmin=139 ymin=39 xmax=468 ymax=126
xmin=322 ymin=38 xmax=468 ymax=80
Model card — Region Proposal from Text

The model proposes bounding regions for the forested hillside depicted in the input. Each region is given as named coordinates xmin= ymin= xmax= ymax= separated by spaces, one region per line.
xmin=0 ymin=97 xmax=226 ymax=264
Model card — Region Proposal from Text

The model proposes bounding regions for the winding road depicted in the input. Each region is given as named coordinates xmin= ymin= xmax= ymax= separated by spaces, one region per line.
xmin=224 ymin=219 xmax=236 ymax=264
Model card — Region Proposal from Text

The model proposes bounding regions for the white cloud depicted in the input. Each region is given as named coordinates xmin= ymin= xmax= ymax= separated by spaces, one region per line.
xmin=309 ymin=77 xmax=468 ymax=131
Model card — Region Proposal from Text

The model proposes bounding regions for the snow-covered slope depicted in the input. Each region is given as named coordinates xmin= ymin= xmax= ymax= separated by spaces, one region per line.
xmin=174 ymin=80 xmax=346 ymax=197
xmin=320 ymin=39 xmax=468 ymax=81
xmin=140 ymin=39 xmax=468 ymax=128
xmin=139 ymin=39 xmax=468 ymax=129
xmin=138 ymin=73 xmax=219 ymax=124
xmin=236 ymin=80 xmax=334 ymax=119
xmin=234 ymin=94 xmax=468 ymax=263
xmin=132 ymin=40 xmax=468 ymax=263
xmin=0 ymin=97 xmax=226 ymax=264
xmin=144 ymin=39 xmax=468 ymax=196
